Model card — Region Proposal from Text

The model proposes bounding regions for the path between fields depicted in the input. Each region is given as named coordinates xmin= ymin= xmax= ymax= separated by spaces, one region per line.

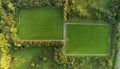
xmin=115 ymin=48 xmax=120 ymax=69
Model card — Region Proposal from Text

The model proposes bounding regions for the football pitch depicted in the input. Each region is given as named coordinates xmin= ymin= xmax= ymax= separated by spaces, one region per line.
xmin=65 ymin=23 xmax=111 ymax=55
xmin=17 ymin=8 xmax=63 ymax=40
xmin=17 ymin=7 xmax=111 ymax=55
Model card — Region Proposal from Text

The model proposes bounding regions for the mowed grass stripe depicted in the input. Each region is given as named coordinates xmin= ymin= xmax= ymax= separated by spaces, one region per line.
xmin=18 ymin=8 xmax=63 ymax=40
xmin=66 ymin=24 xmax=111 ymax=54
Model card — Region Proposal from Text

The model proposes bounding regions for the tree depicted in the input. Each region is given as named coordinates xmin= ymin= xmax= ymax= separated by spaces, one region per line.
xmin=10 ymin=26 xmax=17 ymax=33
xmin=10 ymin=33 xmax=23 ymax=47
xmin=63 ymin=0 xmax=69 ymax=21
xmin=0 ymin=33 xmax=9 ymax=48
xmin=0 ymin=33 xmax=11 ymax=69
xmin=3 ymin=26 xmax=10 ymax=33
xmin=7 ymin=2 xmax=15 ymax=11
xmin=68 ymin=0 xmax=75 ymax=5
xmin=73 ymin=5 xmax=90 ymax=17
xmin=0 ymin=53 xmax=11 ymax=69
xmin=43 ymin=57 xmax=47 ymax=61
xmin=108 ymin=59 xmax=113 ymax=66
xmin=31 ymin=63 xmax=35 ymax=67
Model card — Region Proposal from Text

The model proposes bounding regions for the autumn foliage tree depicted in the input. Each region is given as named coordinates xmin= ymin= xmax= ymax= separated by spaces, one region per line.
xmin=0 ymin=33 xmax=11 ymax=69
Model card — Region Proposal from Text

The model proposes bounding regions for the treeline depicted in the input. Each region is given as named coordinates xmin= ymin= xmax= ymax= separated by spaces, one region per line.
xmin=11 ymin=0 xmax=69 ymax=21
xmin=63 ymin=0 xmax=118 ymax=23
xmin=12 ymin=0 xmax=65 ymax=8
xmin=22 ymin=40 xmax=64 ymax=47
xmin=53 ymin=45 xmax=113 ymax=69
xmin=108 ymin=0 xmax=120 ymax=68
xmin=109 ymin=0 xmax=120 ymax=20
xmin=9 ymin=0 xmax=69 ymax=23
xmin=0 ymin=33 xmax=11 ymax=69
xmin=0 ymin=0 xmax=15 ymax=69
xmin=0 ymin=0 xmax=23 ymax=47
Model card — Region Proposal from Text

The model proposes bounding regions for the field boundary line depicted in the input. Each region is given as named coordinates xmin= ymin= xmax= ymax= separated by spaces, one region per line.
xmin=64 ymin=22 xmax=67 ymax=40
xmin=64 ymin=22 xmax=111 ymax=56
xmin=16 ymin=10 xmax=64 ymax=41
xmin=65 ymin=54 xmax=110 ymax=56
xmin=16 ymin=33 xmax=65 ymax=41
xmin=65 ymin=23 xmax=110 ymax=25
xmin=16 ymin=31 xmax=65 ymax=41
xmin=108 ymin=25 xmax=112 ymax=55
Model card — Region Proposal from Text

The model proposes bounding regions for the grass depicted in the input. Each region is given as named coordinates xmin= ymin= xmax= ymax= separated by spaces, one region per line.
xmin=66 ymin=24 xmax=111 ymax=54
xmin=17 ymin=7 xmax=63 ymax=40
xmin=76 ymin=0 xmax=109 ymax=9
xmin=10 ymin=46 xmax=57 ymax=69
xmin=67 ymin=17 xmax=107 ymax=23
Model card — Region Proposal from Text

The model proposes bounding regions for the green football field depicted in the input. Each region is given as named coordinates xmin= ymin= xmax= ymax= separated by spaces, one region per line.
xmin=66 ymin=24 xmax=111 ymax=54
xmin=17 ymin=8 xmax=63 ymax=40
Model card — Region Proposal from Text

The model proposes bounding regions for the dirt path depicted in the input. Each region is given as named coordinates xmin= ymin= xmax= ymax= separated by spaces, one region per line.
xmin=115 ymin=48 xmax=120 ymax=69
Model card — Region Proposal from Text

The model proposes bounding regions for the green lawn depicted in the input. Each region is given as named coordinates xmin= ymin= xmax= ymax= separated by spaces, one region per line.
xmin=67 ymin=17 xmax=107 ymax=23
xmin=10 ymin=46 xmax=57 ymax=69
xmin=76 ymin=0 xmax=109 ymax=9
xmin=18 ymin=8 xmax=63 ymax=40
xmin=66 ymin=24 xmax=111 ymax=54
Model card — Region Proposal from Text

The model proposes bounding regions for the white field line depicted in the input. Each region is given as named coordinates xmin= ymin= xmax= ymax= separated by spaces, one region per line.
xmin=63 ymin=22 xmax=67 ymax=56
xmin=17 ymin=12 xmax=64 ymax=41
xmin=65 ymin=54 xmax=110 ymax=56
xmin=64 ymin=22 xmax=111 ymax=56
xmin=108 ymin=38 xmax=111 ymax=55
xmin=65 ymin=23 xmax=110 ymax=25
xmin=108 ymin=25 xmax=112 ymax=55
xmin=17 ymin=34 xmax=65 ymax=41
xmin=64 ymin=22 xmax=67 ymax=40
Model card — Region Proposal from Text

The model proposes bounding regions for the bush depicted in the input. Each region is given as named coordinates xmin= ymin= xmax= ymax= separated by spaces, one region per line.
xmin=31 ymin=63 xmax=35 ymax=67
xmin=43 ymin=57 xmax=47 ymax=61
